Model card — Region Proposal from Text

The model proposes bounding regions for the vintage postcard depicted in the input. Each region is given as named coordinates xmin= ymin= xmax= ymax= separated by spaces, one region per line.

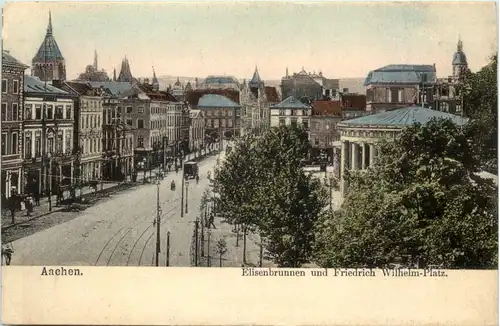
xmin=1 ymin=1 xmax=498 ymax=325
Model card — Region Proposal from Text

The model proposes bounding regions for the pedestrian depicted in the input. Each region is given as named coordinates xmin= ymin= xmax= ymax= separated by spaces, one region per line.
xmin=8 ymin=195 xmax=17 ymax=224
xmin=209 ymin=214 xmax=216 ymax=229
xmin=2 ymin=244 xmax=14 ymax=265
xmin=34 ymin=191 xmax=40 ymax=206
xmin=25 ymin=195 xmax=33 ymax=216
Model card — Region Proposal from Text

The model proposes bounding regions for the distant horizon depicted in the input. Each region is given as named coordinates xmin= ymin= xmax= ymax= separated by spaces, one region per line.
xmin=4 ymin=2 xmax=496 ymax=81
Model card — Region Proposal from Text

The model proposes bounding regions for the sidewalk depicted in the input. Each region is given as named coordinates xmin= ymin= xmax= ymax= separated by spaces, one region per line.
xmin=1 ymin=181 xmax=120 ymax=230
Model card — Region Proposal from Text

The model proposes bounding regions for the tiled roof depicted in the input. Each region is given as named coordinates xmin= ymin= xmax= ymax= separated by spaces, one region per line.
xmin=270 ymin=96 xmax=311 ymax=109
xmin=312 ymin=100 xmax=342 ymax=116
xmin=364 ymin=64 xmax=436 ymax=86
xmin=79 ymin=81 xmax=137 ymax=97
xmin=249 ymin=67 xmax=262 ymax=87
xmin=24 ymin=75 xmax=68 ymax=94
xmin=197 ymin=94 xmax=241 ymax=108
xmin=342 ymin=94 xmax=366 ymax=110
xmin=59 ymin=81 xmax=93 ymax=95
xmin=265 ymin=86 xmax=280 ymax=104
xmin=2 ymin=51 xmax=28 ymax=69
xmin=339 ymin=106 xmax=468 ymax=127
xmin=32 ymin=13 xmax=64 ymax=62
xmin=187 ymin=89 xmax=240 ymax=106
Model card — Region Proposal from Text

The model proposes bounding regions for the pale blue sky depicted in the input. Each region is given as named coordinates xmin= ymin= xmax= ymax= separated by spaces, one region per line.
xmin=3 ymin=2 xmax=498 ymax=80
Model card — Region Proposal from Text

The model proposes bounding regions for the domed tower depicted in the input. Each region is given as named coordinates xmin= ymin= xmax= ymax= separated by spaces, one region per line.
xmin=32 ymin=11 xmax=66 ymax=81
xmin=452 ymin=36 xmax=468 ymax=81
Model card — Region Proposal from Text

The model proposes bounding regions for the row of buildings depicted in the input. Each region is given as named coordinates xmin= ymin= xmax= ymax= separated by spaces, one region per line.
xmin=1 ymin=12 xmax=469 ymax=200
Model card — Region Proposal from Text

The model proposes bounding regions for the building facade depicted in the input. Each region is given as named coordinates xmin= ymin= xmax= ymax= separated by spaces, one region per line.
xmin=23 ymin=76 xmax=76 ymax=196
xmin=337 ymin=106 xmax=469 ymax=197
xmin=433 ymin=38 xmax=469 ymax=115
xmin=280 ymin=68 xmax=339 ymax=101
xmin=364 ymin=64 xmax=437 ymax=113
xmin=310 ymin=100 xmax=342 ymax=152
xmin=59 ymin=82 xmax=105 ymax=184
xmin=189 ymin=109 xmax=205 ymax=153
xmin=31 ymin=12 xmax=66 ymax=82
xmin=197 ymin=94 xmax=241 ymax=139
xmin=270 ymin=96 xmax=312 ymax=136
xmin=1 ymin=51 xmax=29 ymax=198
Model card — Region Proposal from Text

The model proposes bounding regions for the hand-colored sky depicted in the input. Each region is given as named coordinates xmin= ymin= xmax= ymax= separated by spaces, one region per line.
xmin=3 ymin=2 xmax=497 ymax=80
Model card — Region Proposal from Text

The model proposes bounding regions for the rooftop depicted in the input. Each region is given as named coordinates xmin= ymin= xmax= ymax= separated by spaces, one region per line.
xmin=312 ymin=100 xmax=342 ymax=116
xmin=339 ymin=106 xmax=468 ymax=128
xmin=32 ymin=12 xmax=65 ymax=63
xmin=2 ymin=51 xmax=29 ymax=69
xmin=197 ymin=94 xmax=241 ymax=108
xmin=270 ymin=96 xmax=311 ymax=109
xmin=24 ymin=75 xmax=68 ymax=94
xmin=364 ymin=64 xmax=437 ymax=86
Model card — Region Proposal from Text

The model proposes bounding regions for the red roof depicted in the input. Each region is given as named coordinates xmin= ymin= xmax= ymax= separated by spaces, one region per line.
xmin=312 ymin=100 xmax=342 ymax=116
xmin=187 ymin=89 xmax=240 ymax=107
xmin=342 ymin=94 xmax=366 ymax=110
xmin=265 ymin=86 xmax=280 ymax=104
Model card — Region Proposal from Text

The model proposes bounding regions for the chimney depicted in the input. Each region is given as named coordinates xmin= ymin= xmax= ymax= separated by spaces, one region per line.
xmin=52 ymin=79 xmax=62 ymax=89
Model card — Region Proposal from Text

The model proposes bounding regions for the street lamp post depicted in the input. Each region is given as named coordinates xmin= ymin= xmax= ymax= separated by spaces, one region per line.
xmin=185 ymin=179 xmax=189 ymax=214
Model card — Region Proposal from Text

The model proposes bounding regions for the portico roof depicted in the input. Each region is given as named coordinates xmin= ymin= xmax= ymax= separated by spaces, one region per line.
xmin=270 ymin=96 xmax=311 ymax=109
xmin=338 ymin=106 xmax=468 ymax=128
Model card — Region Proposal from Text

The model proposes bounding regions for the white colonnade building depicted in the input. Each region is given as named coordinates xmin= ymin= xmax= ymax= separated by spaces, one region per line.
xmin=337 ymin=106 xmax=469 ymax=197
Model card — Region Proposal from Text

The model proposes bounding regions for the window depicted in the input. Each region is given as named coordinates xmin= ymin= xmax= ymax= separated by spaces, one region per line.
xmin=315 ymin=138 xmax=319 ymax=146
xmin=138 ymin=136 xmax=144 ymax=148
xmin=13 ymin=80 xmax=19 ymax=94
xmin=291 ymin=119 xmax=298 ymax=128
xmin=126 ymin=106 xmax=133 ymax=114
xmin=221 ymin=119 xmax=226 ymax=127
xmin=25 ymin=104 xmax=32 ymax=120
xmin=1 ymin=79 xmax=6 ymax=93
xmin=315 ymin=122 xmax=320 ymax=130
xmin=65 ymin=105 xmax=72 ymax=120
xmin=6 ymin=103 xmax=12 ymax=121
xmin=279 ymin=118 xmax=285 ymax=126
xmin=228 ymin=110 xmax=233 ymax=117
xmin=47 ymin=105 xmax=53 ymax=119
xmin=138 ymin=120 xmax=144 ymax=128
xmin=65 ymin=133 xmax=71 ymax=153
xmin=1 ymin=103 xmax=6 ymax=121
xmin=228 ymin=119 xmax=233 ymax=128
xmin=279 ymin=109 xmax=285 ymax=116
xmin=12 ymin=103 xmax=18 ymax=121
xmin=97 ymin=115 xmax=101 ymax=127
xmin=1 ymin=133 xmax=6 ymax=155
xmin=303 ymin=120 xmax=309 ymax=129
xmin=48 ymin=137 xmax=54 ymax=154
xmin=138 ymin=107 xmax=144 ymax=114
xmin=126 ymin=119 xmax=132 ymax=126
xmin=57 ymin=133 xmax=63 ymax=153
xmin=55 ymin=106 xmax=63 ymax=119
xmin=35 ymin=135 xmax=41 ymax=157
xmin=36 ymin=105 xmax=43 ymax=119
xmin=24 ymin=133 xmax=31 ymax=157
xmin=11 ymin=132 xmax=17 ymax=154
xmin=391 ymin=89 xmax=399 ymax=103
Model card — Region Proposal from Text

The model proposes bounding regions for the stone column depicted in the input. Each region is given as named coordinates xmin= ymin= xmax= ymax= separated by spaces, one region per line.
xmin=369 ymin=144 xmax=376 ymax=167
xmin=361 ymin=143 xmax=367 ymax=170
xmin=70 ymin=159 xmax=74 ymax=186
xmin=340 ymin=140 xmax=349 ymax=197
xmin=351 ymin=142 xmax=359 ymax=170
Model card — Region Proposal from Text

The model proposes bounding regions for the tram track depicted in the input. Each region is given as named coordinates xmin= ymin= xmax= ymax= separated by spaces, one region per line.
xmin=94 ymin=194 xmax=179 ymax=266
xmin=126 ymin=204 xmax=180 ymax=266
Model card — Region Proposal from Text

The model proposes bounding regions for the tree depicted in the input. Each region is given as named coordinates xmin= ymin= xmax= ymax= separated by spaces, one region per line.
xmin=213 ymin=134 xmax=258 ymax=263
xmin=313 ymin=118 xmax=498 ymax=269
xmin=214 ymin=125 xmax=329 ymax=267
xmin=461 ymin=54 xmax=498 ymax=173
xmin=216 ymin=237 xmax=228 ymax=267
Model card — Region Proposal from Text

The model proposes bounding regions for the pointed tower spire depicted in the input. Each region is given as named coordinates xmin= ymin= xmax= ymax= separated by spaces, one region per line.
xmin=113 ymin=67 xmax=116 ymax=81
xmin=93 ymin=49 xmax=98 ymax=70
xmin=47 ymin=11 xmax=53 ymax=35
xmin=286 ymin=66 xmax=289 ymax=78
xmin=152 ymin=66 xmax=159 ymax=91
xmin=457 ymin=34 xmax=463 ymax=52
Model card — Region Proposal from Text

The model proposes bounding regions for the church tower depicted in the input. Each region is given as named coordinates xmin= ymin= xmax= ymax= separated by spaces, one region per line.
xmin=248 ymin=66 xmax=264 ymax=98
xmin=452 ymin=36 xmax=468 ymax=81
xmin=93 ymin=49 xmax=98 ymax=71
xmin=152 ymin=66 xmax=159 ymax=92
xmin=32 ymin=11 xmax=66 ymax=81
xmin=117 ymin=56 xmax=134 ymax=82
